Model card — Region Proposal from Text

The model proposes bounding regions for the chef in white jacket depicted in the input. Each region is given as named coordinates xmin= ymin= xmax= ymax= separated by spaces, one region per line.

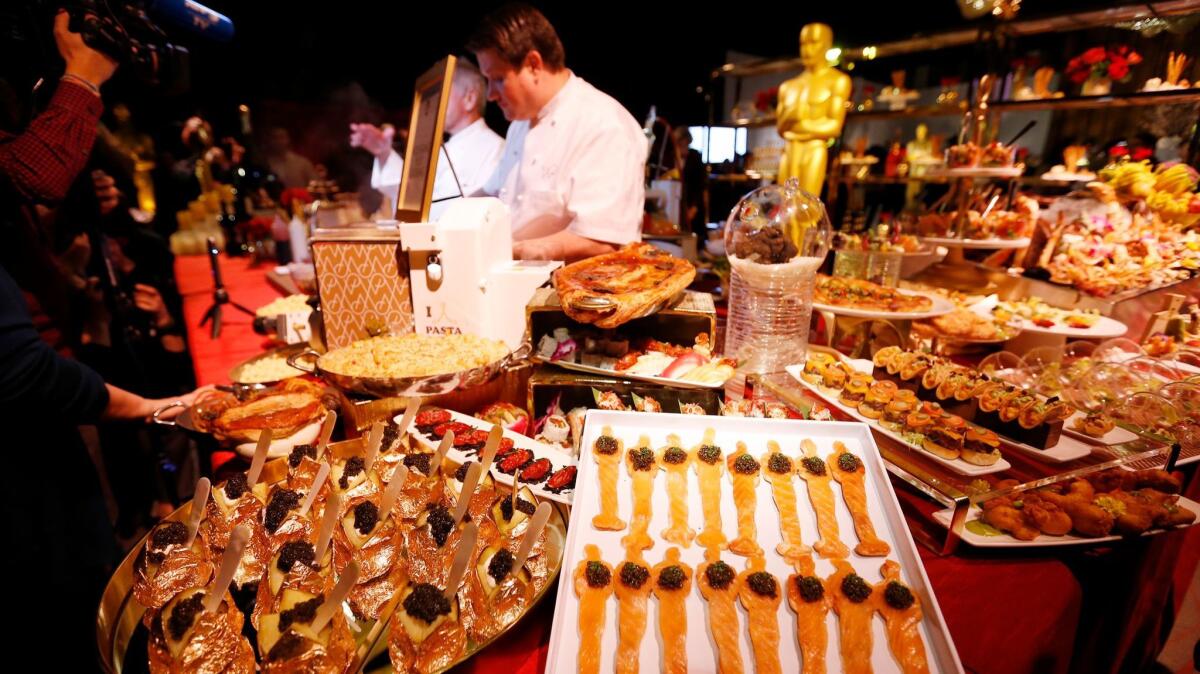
xmin=349 ymin=60 xmax=504 ymax=220
xmin=466 ymin=3 xmax=647 ymax=262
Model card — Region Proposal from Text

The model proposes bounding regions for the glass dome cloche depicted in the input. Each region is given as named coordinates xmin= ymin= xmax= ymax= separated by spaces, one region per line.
xmin=724 ymin=178 xmax=832 ymax=375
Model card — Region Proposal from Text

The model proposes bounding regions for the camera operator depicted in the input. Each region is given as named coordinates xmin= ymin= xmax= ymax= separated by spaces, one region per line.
xmin=0 ymin=12 xmax=209 ymax=663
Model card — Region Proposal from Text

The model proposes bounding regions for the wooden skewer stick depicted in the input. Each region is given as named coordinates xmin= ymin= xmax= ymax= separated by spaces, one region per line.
xmin=312 ymin=561 xmax=359 ymax=632
xmin=315 ymin=492 xmax=341 ymax=561
xmin=394 ymin=398 xmax=422 ymax=446
xmin=185 ymin=477 xmax=210 ymax=548
xmin=247 ymin=428 xmax=273 ymax=488
xmin=452 ymin=462 xmax=484 ymax=525
xmin=362 ymin=421 xmax=385 ymax=473
xmin=298 ymin=463 xmax=330 ymax=518
xmin=444 ymin=522 xmax=478 ymax=600
xmin=203 ymin=524 xmax=249 ymax=613
xmin=432 ymin=431 xmax=454 ymax=478
xmin=379 ymin=464 xmax=410 ymax=525
xmin=511 ymin=501 xmax=552 ymax=572
xmin=316 ymin=411 xmax=337 ymax=457
xmin=477 ymin=425 xmax=503 ymax=475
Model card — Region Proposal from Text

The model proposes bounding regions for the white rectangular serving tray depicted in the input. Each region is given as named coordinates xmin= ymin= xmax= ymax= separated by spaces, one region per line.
xmin=546 ymin=410 xmax=964 ymax=674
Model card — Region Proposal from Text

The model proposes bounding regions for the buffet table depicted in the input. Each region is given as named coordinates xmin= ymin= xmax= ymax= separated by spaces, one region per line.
xmin=170 ymin=253 xmax=1199 ymax=674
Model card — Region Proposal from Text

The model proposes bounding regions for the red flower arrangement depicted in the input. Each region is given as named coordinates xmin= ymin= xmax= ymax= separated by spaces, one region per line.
xmin=1066 ymin=45 xmax=1141 ymax=85
xmin=279 ymin=187 xmax=313 ymax=210
xmin=754 ymin=86 xmax=779 ymax=113
xmin=238 ymin=215 xmax=274 ymax=241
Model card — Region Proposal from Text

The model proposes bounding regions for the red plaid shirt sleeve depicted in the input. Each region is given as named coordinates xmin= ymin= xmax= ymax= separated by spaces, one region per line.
xmin=0 ymin=78 xmax=104 ymax=203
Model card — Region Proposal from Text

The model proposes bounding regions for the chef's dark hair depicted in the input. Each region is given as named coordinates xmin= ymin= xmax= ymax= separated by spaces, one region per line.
xmin=466 ymin=3 xmax=565 ymax=72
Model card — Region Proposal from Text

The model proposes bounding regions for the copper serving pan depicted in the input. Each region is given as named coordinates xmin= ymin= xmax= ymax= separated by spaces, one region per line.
xmin=287 ymin=342 xmax=532 ymax=398
xmin=96 ymin=438 xmax=567 ymax=674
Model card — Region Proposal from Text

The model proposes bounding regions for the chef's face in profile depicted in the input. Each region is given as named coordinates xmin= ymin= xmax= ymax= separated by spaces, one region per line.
xmin=474 ymin=48 xmax=540 ymax=122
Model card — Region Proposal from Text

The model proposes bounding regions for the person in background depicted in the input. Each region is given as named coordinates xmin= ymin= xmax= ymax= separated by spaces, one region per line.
xmin=673 ymin=126 xmax=709 ymax=241
xmin=467 ymin=3 xmax=647 ymax=262
xmin=350 ymin=59 xmax=504 ymax=219
xmin=0 ymin=13 xmax=208 ymax=664
xmin=264 ymin=126 xmax=317 ymax=189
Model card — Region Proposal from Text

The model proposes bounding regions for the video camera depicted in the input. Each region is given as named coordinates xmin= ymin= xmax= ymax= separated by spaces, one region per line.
xmin=63 ymin=0 xmax=233 ymax=94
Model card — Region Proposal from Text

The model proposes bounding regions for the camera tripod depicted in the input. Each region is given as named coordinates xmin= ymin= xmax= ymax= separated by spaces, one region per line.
xmin=199 ymin=237 xmax=254 ymax=338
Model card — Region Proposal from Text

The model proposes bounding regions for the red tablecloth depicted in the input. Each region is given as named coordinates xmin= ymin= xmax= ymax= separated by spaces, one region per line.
xmin=175 ymin=254 xmax=1195 ymax=674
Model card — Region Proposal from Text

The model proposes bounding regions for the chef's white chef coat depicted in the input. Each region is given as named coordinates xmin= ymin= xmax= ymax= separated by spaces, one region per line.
xmin=482 ymin=73 xmax=647 ymax=244
xmin=371 ymin=117 xmax=504 ymax=220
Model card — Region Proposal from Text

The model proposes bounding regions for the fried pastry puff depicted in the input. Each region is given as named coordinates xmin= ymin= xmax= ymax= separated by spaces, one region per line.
xmin=693 ymin=430 xmax=728 ymax=550
xmin=614 ymin=552 xmax=654 ymax=674
xmin=761 ymin=441 xmax=809 ymax=562
xmin=621 ymin=437 xmax=658 ymax=553
xmin=657 ymin=436 xmax=696 ymax=547
xmin=873 ymin=560 xmax=930 ymax=674
xmin=786 ymin=554 xmax=831 ymax=674
xmin=796 ymin=439 xmax=850 ymax=558
xmin=828 ymin=560 xmax=876 ymax=674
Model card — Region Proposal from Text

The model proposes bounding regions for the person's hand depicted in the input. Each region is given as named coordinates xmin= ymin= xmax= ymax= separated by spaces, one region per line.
xmin=512 ymin=238 xmax=559 ymax=261
xmin=53 ymin=11 xmax=118 ymax=89
xmin=144 ymin=385 xmax=216 ymax=422
xmin=133 ymin=283 xmax=172 ymax=328
xmin=349 ymin=123 xmax=395 ymax=162
xmin=92 ymin=170 xmax=121 ymax=215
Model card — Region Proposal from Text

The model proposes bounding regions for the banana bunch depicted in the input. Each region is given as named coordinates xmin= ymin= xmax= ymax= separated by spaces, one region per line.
xmin=1154 ymin=163 xmax=1199 ymax=195
xmin=1101 ymin=160 xmax=1157 ymax=199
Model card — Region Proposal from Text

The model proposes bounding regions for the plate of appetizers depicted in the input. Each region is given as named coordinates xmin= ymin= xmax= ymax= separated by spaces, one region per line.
xmin=788 ymin=354 xmax=1013 ymax=476
xmin=547 ymin=410 xmax=964 ymax=674
xmin=932 ymin=468 xmax=1198 ymax=547
xmin=533 ymin=330 xmax=735 ymax=389
xmin=406 ymin=407 xmax=578 ymax=505
xmin=814 ymin=275 xmax=955 ymax=320
xmin=98 ymin=420 xmax=568 ymax=674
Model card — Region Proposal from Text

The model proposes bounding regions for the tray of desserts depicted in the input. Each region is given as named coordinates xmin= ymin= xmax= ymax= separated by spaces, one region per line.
xmin=786 ymin=355 xmax=1012 ymax=476
xmin=932 ymin=469 xmax=1198 ymax=547
xmin=98 ymin=412 xmax=566 ymax=673
xmin=406 ymin=406 xmax=578 ymax=505
xmin=546 ymin=410 xmax=963 ymax=673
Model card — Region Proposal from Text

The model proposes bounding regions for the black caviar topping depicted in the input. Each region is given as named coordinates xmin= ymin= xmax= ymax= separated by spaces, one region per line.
xmin=267 ymin=631 xmax=307 ymax=661
xmin=733 ymin=453 xmax=760 ymax=475
xmin=381 ymin=420 xmax=401 ymax=449
xmin=339 ymin=457 xmax=365 ymax=489
xmin=264 ymin=489 xmax=302 ymax=533
xmin=704 ymin=561 xmax=735 ymax=590
xmin=454 ymin=462 xmax=474 ymax=482
xmin=628 ymin=447 xmax=655 ymax=471
xmin=796 ymin=576 xmax=824 ymax=603
xmin=585 ymin=561 xmax=611 ymax=588
xmin=426 ymin=504 xmax=456 ymax=546
xmin=841 ymin=573 xmax=872 ymax=603
xmin=837 ymin=453 xmax=862 ymax=473
xmin=594 ymin=436 xmax=619 ymax=455
xmin=151 ymin=521 xmax=188 ymax=550
xmin=278 ymin=596 xmax=322 ymax=631
xmin=499 ymin=495 xmax=536 ymax=522
xmin=487 ymin=548 xmax=515 ymax=584
xmin=619 ymin=562 xmax=650 ymax=589
xmin=288 ymin=444 xmax=317 ymax=469
xmin=353 ymin=501 xmax=379 ymax=536
xmin=884 ymin=581 xmax=915 ymax=610
xmin=657 ymin=565 xmax=686 ymax=590
xmin=167 ymin=592 xmax=206 ymax=640
xmin=767 ymin=452 xmax=793 ymax=475
xmin=663 ymin=447 xmax=688 ymax=465
xmin=403 ymin=583 xmax=452 ymax=624
xmin=223 ymin=472 xmax=249 ymax=500
xmin=404 ymin=453 xmax=434 ymax=476
xmin=276 ymin=541 xmax=316 ymax=573
xmin=697 ymin=444 xmax=722 ymax=464
xmin=747 ymin=571 xmax=778 ymax=598
xmin=801 ymin=457 xmax=826 ymax=476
